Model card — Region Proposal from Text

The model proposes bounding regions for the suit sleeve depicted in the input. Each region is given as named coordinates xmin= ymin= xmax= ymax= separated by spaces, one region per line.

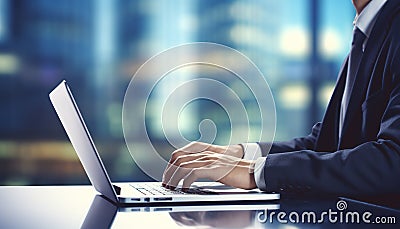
xmin=258 ymin=122 xmax=322 ymax=155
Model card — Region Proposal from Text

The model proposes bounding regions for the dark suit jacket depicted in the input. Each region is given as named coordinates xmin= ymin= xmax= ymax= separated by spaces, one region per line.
xmin=259 ymin=0 xmax=400 ymax=197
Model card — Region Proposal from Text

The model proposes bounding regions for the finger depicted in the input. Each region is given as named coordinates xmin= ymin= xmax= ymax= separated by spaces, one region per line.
xmin=163 ymin=151 xmax=236 ymax=188
xmin=182 ymin=166 xmax=215 ymax=190
xmin=181 ymin=163 xmax=240 ymax=190
xmin=181 ymin=159 xmax=254 ymax=190
xmin=166 ymin=160 xmax=216 ymax=189
xmin=164 ymin=152 xmax=236 ymax=187
xmin=165 ymin=144 xmax=213 ymax=176
xmin=165 ymin=143 xmax=222 ymax=181
xmin=166 ymin=166 xmax=192 ymax=190
xmin=163 ymin=153 xmax=212 ymax=187
xmin=166 ymin=159 xmax=216 ymax=189
xmin=182 ymin=169 xmax=201 ymax=190
xmin=163 ymin=150 xmax=186 ymax=186
xmin=166 ymin=150 xmax=188 ymax=170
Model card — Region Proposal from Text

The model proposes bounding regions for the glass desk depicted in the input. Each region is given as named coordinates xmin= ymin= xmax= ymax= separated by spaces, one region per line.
xmin=0 ymin=185 xmax=398 ymax=228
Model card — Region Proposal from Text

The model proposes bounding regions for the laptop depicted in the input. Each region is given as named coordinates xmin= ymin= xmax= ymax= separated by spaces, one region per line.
xmin=49 ymin=80 xmax=280 ymax=205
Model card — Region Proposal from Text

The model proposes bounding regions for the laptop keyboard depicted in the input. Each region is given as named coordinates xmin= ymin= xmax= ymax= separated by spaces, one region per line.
xmin=130 ymin=183 xmax=217 ymax=196
xmin=130 ymin=183 xmax=184 ymax=195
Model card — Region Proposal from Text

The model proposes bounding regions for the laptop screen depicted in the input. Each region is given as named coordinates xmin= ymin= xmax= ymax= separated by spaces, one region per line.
xmin=49 ymin=80 xmax=118 ymax=202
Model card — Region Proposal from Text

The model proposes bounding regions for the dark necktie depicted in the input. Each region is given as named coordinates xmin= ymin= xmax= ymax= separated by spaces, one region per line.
xmin=339 ymin=27 xmax=366 ymax=136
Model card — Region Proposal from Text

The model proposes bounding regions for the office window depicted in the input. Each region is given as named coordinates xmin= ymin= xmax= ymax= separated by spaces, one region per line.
xmin=0 ymin=0 xmax=354 ymax=185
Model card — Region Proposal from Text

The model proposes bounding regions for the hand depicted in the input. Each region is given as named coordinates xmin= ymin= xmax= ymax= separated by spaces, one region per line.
xmin=162 ymin=150 xmax=257 ymax=190
xmin=168 ymin=142 xmax=244 ymax=162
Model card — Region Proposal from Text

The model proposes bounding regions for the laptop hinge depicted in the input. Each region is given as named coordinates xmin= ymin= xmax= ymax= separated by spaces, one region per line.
xmin=113 ymin=185 xmax=121 ymax=195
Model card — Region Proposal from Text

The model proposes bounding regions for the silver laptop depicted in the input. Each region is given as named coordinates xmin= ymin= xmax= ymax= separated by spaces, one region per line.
xmin=49 ymin=80 xmax=280 ymax=205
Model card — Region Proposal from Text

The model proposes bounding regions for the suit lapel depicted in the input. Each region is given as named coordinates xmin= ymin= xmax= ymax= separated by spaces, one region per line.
xmin=315 ymin=57 xmax=348 ymax=152
xmin=339 ymin=0 xmax=396 ymax=147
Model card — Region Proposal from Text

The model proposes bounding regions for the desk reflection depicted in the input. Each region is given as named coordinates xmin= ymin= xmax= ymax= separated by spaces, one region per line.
xmin=81 ymin=195 xmax=280 ymax=228
xmin=81 ymin=195 xmax=118 ymax=229
xmin=81 ymin=195 xmax=399 ymax=228
xmin=170 ymin=210 xmax=259 ymax=228
xmin=1 ymin=186 xmax=398 ymax=228
xmin=169 ymin=199 xmax=400 ymax=228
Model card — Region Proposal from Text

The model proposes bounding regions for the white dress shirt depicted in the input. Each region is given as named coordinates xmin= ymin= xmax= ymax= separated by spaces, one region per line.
xmin=243 ymin=0 xmax=388 ymax=191
xmin=355 ymin=0 xmax=387 ymax=51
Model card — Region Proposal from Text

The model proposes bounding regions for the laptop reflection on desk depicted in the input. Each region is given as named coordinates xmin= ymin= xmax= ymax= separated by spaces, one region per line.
xmin=81 ymin=195 xmax=280 ymax=229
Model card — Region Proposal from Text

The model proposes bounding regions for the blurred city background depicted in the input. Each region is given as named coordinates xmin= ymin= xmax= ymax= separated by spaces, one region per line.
xmin=0 ymin=0 xmax=354 ymax=185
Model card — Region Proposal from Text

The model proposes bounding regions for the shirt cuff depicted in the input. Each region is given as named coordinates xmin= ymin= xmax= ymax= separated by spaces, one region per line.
xmin=241 ymin=143 xmax=262 ymax=160
xmin=253 ymin=157 xmax=267 ymax=190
